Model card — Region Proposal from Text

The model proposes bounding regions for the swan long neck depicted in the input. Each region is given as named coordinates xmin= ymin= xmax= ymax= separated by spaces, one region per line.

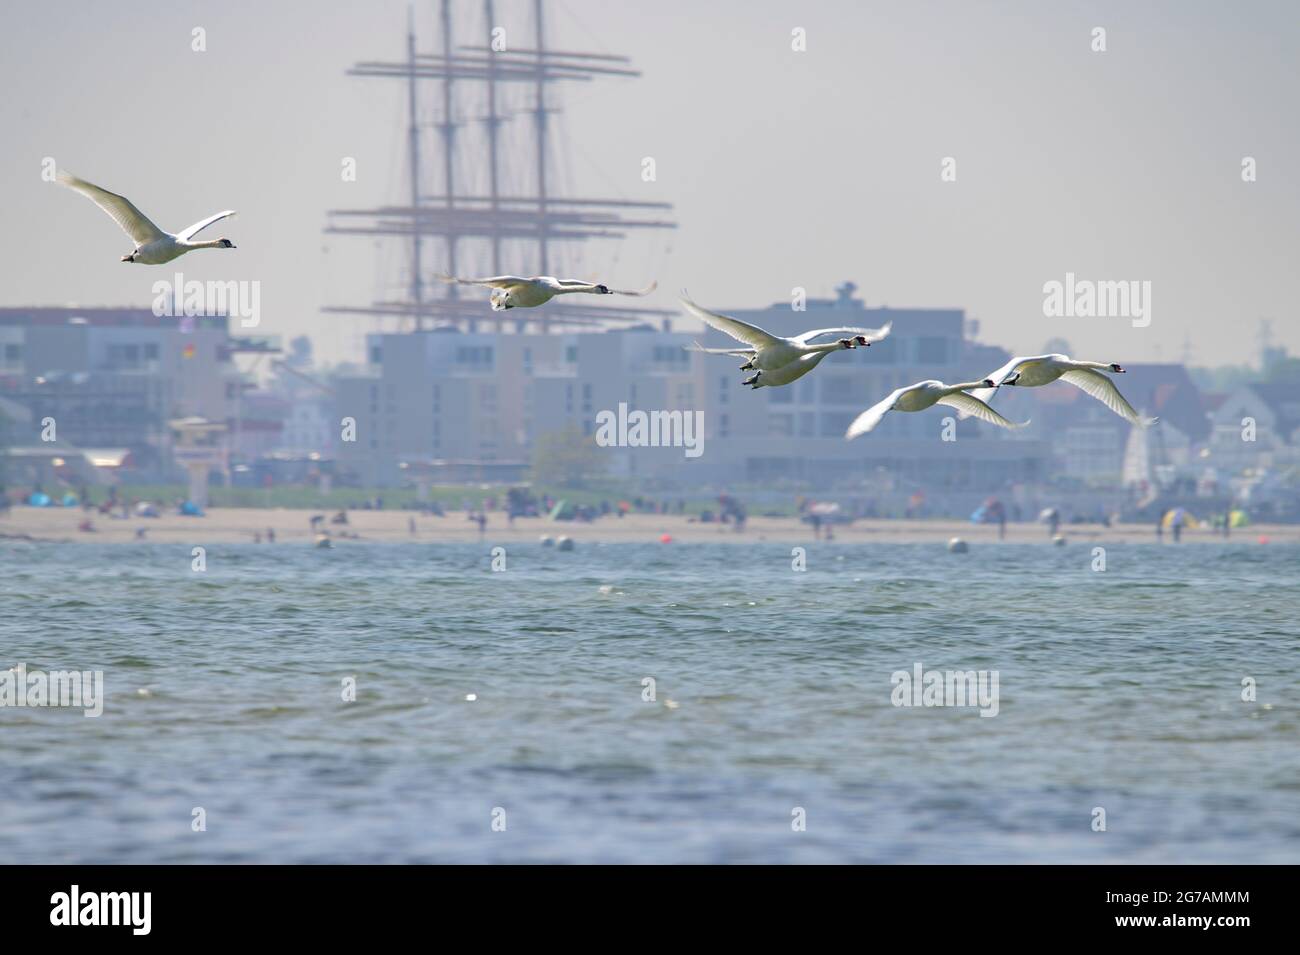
xmin=554 ymin=283 xmax=601 ymax=295
xmin=186 ymin=239 xmax=227 ymax=249
xmin=1074 ymin=360 xmax=1111 ymax=370
xmin=806 ymin=340 xmax=849 ymax=354
xmin=945 ymin=381 xmax=989 ymax=394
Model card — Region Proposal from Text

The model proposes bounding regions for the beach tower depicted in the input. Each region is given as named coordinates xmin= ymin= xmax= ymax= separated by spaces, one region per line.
xmin=170 ymin=416 xmax=227 ymax=510
xmin=1121 ymin=422 xmax=1152 ymax=489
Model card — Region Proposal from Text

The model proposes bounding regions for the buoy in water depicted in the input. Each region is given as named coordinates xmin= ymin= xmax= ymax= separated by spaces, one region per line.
xmin=539 ymin=535 xmax=554 ymax=547
xmin=659 ymin=533 xmax=673 ymax=544
xmin=556 ymin=536 xmax=574 ymax=551
xmin=1052 ymin=535 xmax=1066 ymax=546
xmin=314 ymin=534 xmax=332 ymax=549
xmin=948 ymin=537 xmax=968 ymax=553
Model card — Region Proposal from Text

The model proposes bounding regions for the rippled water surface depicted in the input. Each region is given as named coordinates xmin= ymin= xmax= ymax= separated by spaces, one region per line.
xmin=2 ymin=540 xmax=1297 ymax=863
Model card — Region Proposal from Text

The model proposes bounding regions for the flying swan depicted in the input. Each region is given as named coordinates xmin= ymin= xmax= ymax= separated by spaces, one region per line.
xmin=679 ymin=293 xmax=891 ymax=388
xmin=437 ymin=274 xmax=657 ymax=310
xmin=56 ymin=171 xmax=236 ymax=264
xmin=846 ymin=379 xmax=1029 ymax=439
xmin=968 ymin=355 xmax=1157 ymax=427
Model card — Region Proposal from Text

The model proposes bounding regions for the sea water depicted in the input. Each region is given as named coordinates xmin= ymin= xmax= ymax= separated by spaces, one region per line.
xmin=2 ymin=540 xmax=1297 ymax=863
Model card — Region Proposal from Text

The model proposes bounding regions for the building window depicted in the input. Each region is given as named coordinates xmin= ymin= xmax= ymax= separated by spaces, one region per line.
xmin=916 ymin=337 xmax=948 ymax=364
xmin=821 ymin=413 xmax=856 ymax=437
xmin=820 ymin=376 xmax=855 ymax=405
xmin=870 ymin=337 xmax=898 ymax=364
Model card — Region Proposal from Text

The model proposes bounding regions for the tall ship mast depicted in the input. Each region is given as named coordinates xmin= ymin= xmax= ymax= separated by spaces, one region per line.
xmin=323 ymin=0 xmax=676 ymax=334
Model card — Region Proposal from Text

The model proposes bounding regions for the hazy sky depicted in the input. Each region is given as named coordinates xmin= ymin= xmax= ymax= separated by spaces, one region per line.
xmin=2 ymin=0 xmax=1296 ymax=368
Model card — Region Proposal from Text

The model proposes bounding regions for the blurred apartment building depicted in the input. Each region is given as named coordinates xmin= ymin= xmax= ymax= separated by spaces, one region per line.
xmin=0 ymin=306 xmax=275 ymax=485
xmin=334 ymin=282 xmax=1052 ymax=492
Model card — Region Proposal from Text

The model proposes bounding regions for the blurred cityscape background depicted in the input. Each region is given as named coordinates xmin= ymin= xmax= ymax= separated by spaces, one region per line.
xmin=2 ymin=1 xmax=1297 ymax=526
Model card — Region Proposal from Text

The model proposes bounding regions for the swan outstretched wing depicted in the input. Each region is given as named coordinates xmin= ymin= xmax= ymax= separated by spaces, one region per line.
xmin=685 ymin=341 xmax=755 ymax=356
xmin=846 ymin=390 xmax=903 ymax=439
xmin=57 ymin=171 xmax=165 ymax=244
xmin=437 ymin=274 xmax=530 ymax=289
xmin=679 ymin=293 xmax=785 ymax=350
xmin=793 ymin=322 xmax=891 ymax=345
xmin=176 ymin=210 xmax=237 ymax=241
xmin=936 ymin=392 xmax=1029 ymax=429
xmin=1060 ymin=369 xmax=1157 ymax=426
xmin=967 ymin=355 xmax=1041 ymax=407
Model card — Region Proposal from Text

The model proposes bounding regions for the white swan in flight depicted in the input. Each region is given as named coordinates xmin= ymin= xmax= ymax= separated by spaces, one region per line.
xmin=679 ymin=293 xmax=891 ymax=387
xmin=437 ymin=274 xmax=657 ymax=310
xmin=56 ymin=171 xmax=236 ymax=264
xmin=969 ymin=354 xmax=1157 ymax=426
xmin=735 ymin=347 xmax=854 ymax=389
xmin=846 ymin=379 xmax=1028 ymax=439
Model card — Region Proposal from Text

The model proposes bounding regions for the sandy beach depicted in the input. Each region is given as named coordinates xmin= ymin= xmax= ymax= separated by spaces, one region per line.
xmin=2 ymin=506 xmax=1293 ymax=546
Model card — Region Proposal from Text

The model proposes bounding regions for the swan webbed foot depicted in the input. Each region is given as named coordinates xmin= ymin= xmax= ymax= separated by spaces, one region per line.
xmin=742 ymin=373 xmax=760 ymax=387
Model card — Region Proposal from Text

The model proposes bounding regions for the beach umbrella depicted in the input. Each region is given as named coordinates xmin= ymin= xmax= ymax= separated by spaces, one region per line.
xmin=1162 ymin=508 xmax=1199 ymax=529
xmin=28 ymin=492 xmax=52 ymax=507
